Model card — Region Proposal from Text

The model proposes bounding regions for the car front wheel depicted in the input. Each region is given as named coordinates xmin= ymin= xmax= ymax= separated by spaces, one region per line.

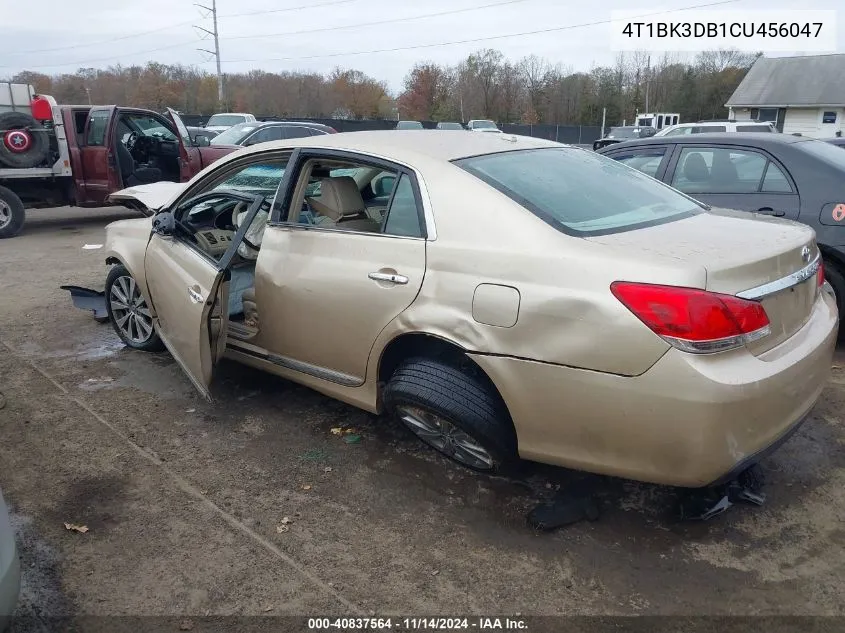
xmin=384 ymin=357 xmax=517 ymax=472
xmin=105 ymin=265 xmax=164 ymax=351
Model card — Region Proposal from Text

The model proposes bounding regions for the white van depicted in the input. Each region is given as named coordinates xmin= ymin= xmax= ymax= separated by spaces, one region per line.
xmin=635 ymin=112 xmax=680 ymax=130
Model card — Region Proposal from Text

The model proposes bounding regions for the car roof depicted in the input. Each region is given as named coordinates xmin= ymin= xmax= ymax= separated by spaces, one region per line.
xmin=602 ymin=132 xmax=811 ymax=149
xmin=214 ymin=130 xmax=562 ymax=164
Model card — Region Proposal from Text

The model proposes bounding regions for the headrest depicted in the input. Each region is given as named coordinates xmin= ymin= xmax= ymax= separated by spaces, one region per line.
xmin=307 ymin=176 xmax=365 ymax=221
xmin=683 ymin=152 xmax=709 ymax=182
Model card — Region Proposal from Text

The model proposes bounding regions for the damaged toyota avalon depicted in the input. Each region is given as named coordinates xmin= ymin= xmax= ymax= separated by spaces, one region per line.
xmin=97 ymin=131 xmax=837 ymax=488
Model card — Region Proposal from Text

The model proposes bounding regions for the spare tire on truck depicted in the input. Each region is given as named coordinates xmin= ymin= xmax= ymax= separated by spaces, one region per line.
xmin=0 ymin=111 xmax=50 ymax=168
xmin=0 ymin=185 xmax=25 ymax=238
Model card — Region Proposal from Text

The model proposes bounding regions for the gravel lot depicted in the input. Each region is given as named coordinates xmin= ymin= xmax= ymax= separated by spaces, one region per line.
xmin=2 ymin=207 xmax=845 ymax=627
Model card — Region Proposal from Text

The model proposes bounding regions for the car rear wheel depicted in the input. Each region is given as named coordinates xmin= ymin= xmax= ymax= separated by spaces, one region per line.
xmin=105 ymin=265 xmax=164 ymax=352
xmin=384 ymin=357 xmax=517 ymax=472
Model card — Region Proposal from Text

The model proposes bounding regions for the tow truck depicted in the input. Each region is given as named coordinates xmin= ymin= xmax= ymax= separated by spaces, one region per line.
xmin=0 ymin=82 xmax=235 ymax=238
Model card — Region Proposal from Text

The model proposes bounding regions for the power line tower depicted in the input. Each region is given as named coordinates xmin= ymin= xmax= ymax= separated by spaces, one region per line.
xmin=195 ymin=0 xmax=223 ymax=110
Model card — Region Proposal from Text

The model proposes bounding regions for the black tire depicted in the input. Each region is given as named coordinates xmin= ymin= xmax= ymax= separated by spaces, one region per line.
xmin=0 ymin=185 xmax=25 ymax=239
xmin=824 ymin=259 xmax=845 ymax=337
xmin=105 ymin=265 xmax=164 ymax=352
xmin=383 ymin=356 xmax=518 ymax=472
xmin=0 ymin=112 xmax=50 ymax=168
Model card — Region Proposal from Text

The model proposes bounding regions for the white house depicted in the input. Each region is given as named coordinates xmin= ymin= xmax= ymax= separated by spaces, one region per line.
xmin=725 ymin=54 xmax=845 ymax=139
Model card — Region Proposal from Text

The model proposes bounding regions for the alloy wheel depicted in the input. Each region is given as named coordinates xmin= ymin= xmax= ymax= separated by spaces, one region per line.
xmin=109 ymin=275 xmax=154 ymax=344
xmin=397 ymin=404 xmax=495 ymax=470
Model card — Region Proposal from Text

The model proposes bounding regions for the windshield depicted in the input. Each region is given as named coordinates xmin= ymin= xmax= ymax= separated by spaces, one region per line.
xmin=472 ymin=120 xmax=497 ymax=129
xmin=799 ymin=138 xmax=845 ymax=168
xmin=438 ymin=122 xmax=464 ymax=130
xmin=211 ymin=123 xmax=256 ymax=145
xmin=456 ymin=148 xmax=700 ymax=235
xmin=132 ymin=116 xmax=176 ymax=141
xmin=397 ymin=121 xmax=424 ymax=129
xmin=608 ymin=127 xmax=636 ymax=138
xmin=207 ymin=114 xmax=247 ymax=127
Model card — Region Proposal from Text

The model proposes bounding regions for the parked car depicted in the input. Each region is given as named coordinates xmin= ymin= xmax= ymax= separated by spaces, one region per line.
xmin=210 ymin=121 xmax=336 ymax=147
xmin=0 ymin=489 xmax=20 ymax=631
xmin=655 ymin=120 xmax=777 ymax=137
xmin=100 ymin=130 xmax=836 ymax=488
xmin=187 ymin=126 xmax=218 ymax=146
xmin=466 ymin=119 xmax=501 ymax=133
xmin=592 ymin=126 xmax=655 ymax=151
xmin=436 ymin=122 xmax=465 ymax=130
xmin=597 ymin=133 xmax=845 ymax=314
xmin=395 ymin=121 xmax=424 ymax=130
xmin=204 ymin=112 xmax=257 ymax=134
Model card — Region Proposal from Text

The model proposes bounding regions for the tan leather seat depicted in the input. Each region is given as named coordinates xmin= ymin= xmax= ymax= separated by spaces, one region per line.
xmin=306 ymin=176 xmax=380 ymax=232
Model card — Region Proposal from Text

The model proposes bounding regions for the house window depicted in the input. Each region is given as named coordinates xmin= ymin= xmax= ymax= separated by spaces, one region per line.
xmin=758 ymin=108 xmax=779 ymax=122
xmin=822 ymin=111 xmax=838 ymax=124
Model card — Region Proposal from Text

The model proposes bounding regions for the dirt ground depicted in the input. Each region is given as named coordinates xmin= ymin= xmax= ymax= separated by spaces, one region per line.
xmin=2 ymin=207 xmax=845 ymax=626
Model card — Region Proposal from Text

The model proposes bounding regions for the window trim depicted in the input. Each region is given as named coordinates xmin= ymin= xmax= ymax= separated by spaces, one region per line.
xmin=666 ymin=143 xmax=797 ymax=196
xmin=822 ymin=111 xmax=838 ymax=124
xmin=267 ymin=147 xmax=431 ymax=241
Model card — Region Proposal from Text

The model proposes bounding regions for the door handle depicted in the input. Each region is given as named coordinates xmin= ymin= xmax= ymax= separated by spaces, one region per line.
xmin=188 ymin=286 xmax=204 ymax=303
xmin=757 ymin=207 xmax=785 ymax=217
xmin=368 ymin=272 xmax=409 ymax=285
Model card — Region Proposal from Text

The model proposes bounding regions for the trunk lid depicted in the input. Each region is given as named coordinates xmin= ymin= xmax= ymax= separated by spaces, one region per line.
xmin=588 ymin=208 xmax=820 ymax=354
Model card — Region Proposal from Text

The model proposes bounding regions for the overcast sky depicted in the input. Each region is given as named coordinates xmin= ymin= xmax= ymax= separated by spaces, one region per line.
xmin=1 ymin=0 xmax=842 ymax=92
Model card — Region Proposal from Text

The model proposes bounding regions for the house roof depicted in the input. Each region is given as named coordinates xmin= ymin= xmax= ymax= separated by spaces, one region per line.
xmin=726 ymin=54 xmax=845 ymax=107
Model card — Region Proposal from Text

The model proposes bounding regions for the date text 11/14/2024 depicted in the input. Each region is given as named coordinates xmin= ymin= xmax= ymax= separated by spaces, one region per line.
xmin=308 ymin=617 xmax=529 ymax=630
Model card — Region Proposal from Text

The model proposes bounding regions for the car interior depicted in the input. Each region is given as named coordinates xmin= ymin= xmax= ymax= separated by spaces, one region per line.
xmin=167 ymin=157 xmax=405 ymax=341
xmin=672 ymin=148 xmax=789 ymax=194
xmin=114 ymin=113 xmax=181 ymax=186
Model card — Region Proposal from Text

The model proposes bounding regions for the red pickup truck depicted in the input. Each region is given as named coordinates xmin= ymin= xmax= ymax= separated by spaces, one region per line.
xmin=0 ymin=84 xmax=235 ymax=238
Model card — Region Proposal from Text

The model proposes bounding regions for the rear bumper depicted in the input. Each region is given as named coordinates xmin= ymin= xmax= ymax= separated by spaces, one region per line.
xmin=471 ymin=291 xmax=838 ymax=487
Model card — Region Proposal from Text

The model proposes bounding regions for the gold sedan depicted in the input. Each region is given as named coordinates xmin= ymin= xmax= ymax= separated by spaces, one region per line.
xmin=102 ymin=131 xmax=838 ymax=487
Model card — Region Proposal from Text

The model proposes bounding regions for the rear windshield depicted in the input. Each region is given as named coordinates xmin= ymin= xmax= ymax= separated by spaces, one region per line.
xmin=608 ymin=127 xmax=636 ymax=138
xmin=456 ymin=148 xmax=701 ymax=235
xmin=736 ymin=125 xmax=772 ymax=132
xmin=799 ymin=138 xmax=845 ymax=168
xmin=211 ymin=123 xmax=256 ymax=145
xmin=472 ymin=120 xmax=497 ymax=129
xmin=207 ymin=114 xmax=247 ymax=127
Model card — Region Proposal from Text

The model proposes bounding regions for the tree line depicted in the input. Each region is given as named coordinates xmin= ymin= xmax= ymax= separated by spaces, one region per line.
xmin=8 ymin=48 xmax=759 ymax=126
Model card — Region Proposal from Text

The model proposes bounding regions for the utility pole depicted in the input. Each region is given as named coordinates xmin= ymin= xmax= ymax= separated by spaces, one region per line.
xmin=644 ymin=55 xmax=651 ymax=114
xmin=195 ymin=0 xmax=223 ymax=110
xmin=601 ymin=107 xmax=606 ymax=138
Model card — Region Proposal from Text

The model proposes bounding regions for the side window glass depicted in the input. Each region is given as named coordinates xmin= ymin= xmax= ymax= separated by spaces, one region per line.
xmin=612 ymin=150 xmax=666 ymax=178
xmin=672 ymin=147 xmax=766 ymax=194
xmin=86 ymin=110 xmax=110 ymax=146
xmin=284 ymin=127 xmax=311 ymax=140
xmin=761 ymin=161 xmax=792 ymax=193
xmin=383 ymin=174 xmax=423 ymax=238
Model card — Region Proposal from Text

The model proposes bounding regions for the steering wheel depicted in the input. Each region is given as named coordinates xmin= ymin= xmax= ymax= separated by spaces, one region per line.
xmin=125 ymin=131 xmax=139 ymax=151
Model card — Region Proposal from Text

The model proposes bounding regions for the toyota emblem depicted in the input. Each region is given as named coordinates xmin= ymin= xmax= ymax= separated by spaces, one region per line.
xmin=801 ymin=245 xmax=811 ymax=263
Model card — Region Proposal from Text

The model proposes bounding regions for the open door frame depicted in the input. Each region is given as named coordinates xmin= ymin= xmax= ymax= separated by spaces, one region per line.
xmin=144 ymin=191 xmax=266 ymax=400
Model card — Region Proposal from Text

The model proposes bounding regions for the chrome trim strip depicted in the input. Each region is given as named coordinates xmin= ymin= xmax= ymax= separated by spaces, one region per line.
xmin=736 ymin=253 xmax=820 ymax=301
xmin=226 ymin=341 xmax=363 ymax=387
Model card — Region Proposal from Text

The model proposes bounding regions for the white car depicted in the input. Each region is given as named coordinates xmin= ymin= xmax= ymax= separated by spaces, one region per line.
xmin=0 ymin=489 xmax=19 ymax=631
xmin=466 ymin=120 xmax=502 ymax=133
xmin=204 ymin=113 xmax=257 ymax=134
xmin=655 ymin=121 xmax=777 ymax=137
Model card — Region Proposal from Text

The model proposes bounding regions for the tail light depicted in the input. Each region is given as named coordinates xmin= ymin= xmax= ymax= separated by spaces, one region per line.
xmin=327 ymin=126 xmax=338 ymax=133
xmin=610 ymin=282 xmax=771 ymax=354
xmin=817 ymin=260 xmax=825 ymax=287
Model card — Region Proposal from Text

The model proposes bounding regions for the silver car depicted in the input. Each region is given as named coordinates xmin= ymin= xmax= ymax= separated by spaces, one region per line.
xmin=0 ymin=489 xmax=19 ymax=630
